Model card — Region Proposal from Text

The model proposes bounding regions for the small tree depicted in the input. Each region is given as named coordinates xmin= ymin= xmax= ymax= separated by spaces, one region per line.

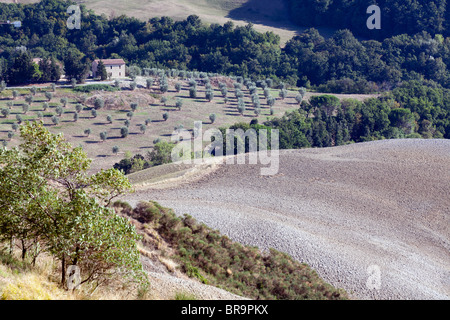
xmin=25 ymin=95 xmax=33 ymax=105
xmin=145 ymin=118 xmax=151 ymax=126
xmin=60 ymin=97 xmax=68 ymax=108
xmin=36 ymin=111 xmax=43 ymax=120
xmin=84 ymin=128 xmax=91 ymax=137
xmin=7 ymin=131 xmax=14 ymax=141
xmin=127 ymin=111 xmax=134 ymax=120
xmin=112 ymin=145 xmax=120 ymax=155
xmin=114 ymin=79 xmax=120 ymax=89
xmin=97 ymin=60 xmax=108 ymax=81
xmin=30 ymin=86 xmax=37 ymax=96
xmin=71 ymin=78 xmax=77 ymax=88
xmin=22 ymin=104 xmax=30 ymax=115
xmin=6 ymin=102 xmax=13 ymax=109
xmin=140 ymin=124 xmax=146 ymax=134
xmin=209 ymin=113 xmax=216 ymax=124
xmin=279 ymin=89 xmax=288 ymax=100
xmin=106 ymin=115 xmax=113 ymax=123
xmin=189 ymin=87 xmax=197 ymax=99
xmin=120 ymin=127 xmax=129 ymax=138
xmin=130 ymin=82 xmax=137 ymax=91
xmin=91 ymin=109 xmax=98 ymax=118
xmin=45 ymin=92 xmax=53 ymax=102
xmin=205 ymin=90 xmax=214 ymax=102
xmin=124 ymin=119 xmax=130 ymax=128
xmin=73 ymin=112 xmax=78 ymax=122
xmin=55 ymin=106 xmax=63 ymax=117
xmin=254 ymin=107 xmax=261 ymax=117
xmin=51 ymin=115 xmax=60 ymax=125
xmin=50 ymin=83 xmax=56 ymax=92
xmin=160 ymin=96 xmax=168 ymax=106
xmin=175 ymin=82 xmax=182 ymax=92
xmin=94 ymin=97 xmax=104 ymax=110
xmin=130 ymin=103 xmax=138 ymax=112
xmin=79 ymin=94 xmax=87 ymax=105
xmin=176 ymin=98 xmax=183 ymax=111
xmin=163 ymin=112 xmax=169 ymax=121
xmin=1 ymin=108 xmax=10 ymax=118
xmin=100 ymin=131 xmax=108 ymax=142
xmin=12 ymin=90 xmax=19 ymax=100
xmin=12 ymin=123 xmax=19 ymax=132
xmin=75 ymin=104 xmax=83 ymax=113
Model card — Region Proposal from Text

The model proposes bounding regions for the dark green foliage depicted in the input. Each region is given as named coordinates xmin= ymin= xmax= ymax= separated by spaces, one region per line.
xmin=73 ymin=84 xmax=118 ymax=93
xmin=116 ymin=201 xmax=348 ymax=300
xmin=97 ymin=60 xmax=108 ymax=81
xmin=288 ymin=0 xmax=450 ymax=40
xmin=120 ymin=127 xmax=129 ymax=138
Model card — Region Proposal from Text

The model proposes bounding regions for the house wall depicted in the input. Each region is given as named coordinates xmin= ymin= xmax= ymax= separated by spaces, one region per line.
xmin=92 ymin=61 xmax=125 ymax=79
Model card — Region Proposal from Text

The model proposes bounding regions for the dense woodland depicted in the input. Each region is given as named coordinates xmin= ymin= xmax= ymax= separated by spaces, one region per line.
xmin=288 ymin=0 xmax=450 ymax=39
xmin=1 ymin=0 xmax=450 ymax=92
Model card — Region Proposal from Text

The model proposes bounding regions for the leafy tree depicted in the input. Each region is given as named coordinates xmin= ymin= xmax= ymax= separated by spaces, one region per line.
xmin=146 ymin=78 xmax=154 ymax=89
xmin=60 ymin=97 xmax=68 ymax=107
xmin=12 ymin=90 xmax=19 ymax=100
xmin=7 ymin=50 xmax=35 ymax=85
xmin=209 ymin=113 xmax=216 ymax=123
xmin=55 ymin=106 xmax=63 ymax=117
xmin=22 ymin=104 xmax=30 ymax=115
xmin=75 ymin=104 xmax=83 ymax=113
xmin=16 ymin=114 xmax=23 ymax=124
xmin=140 ymin=124 xmax=147 ymax=134
xmin=45 ymin=92 xmax=53 ymax=102
xmin=1 ymin=108 xmax=10 ymax=118
xmin=163 ymin=112 xmax=169 ymax=121
xmin=175 ymin=82 xmax=182 ymax=92
xmin=51 ymin=115 xmax=60 ymax=125
xmin=112 ymin=145 xmax=120 ymax=155
xmin=63 ymin=49 xmax=89 ymax=84
xmin=145 ymin=118 xmax=151 ymax=126
xmin=97 ymin=60 xmax=108 ymax=81
xmin=106 ymin=115 xmax=113 ymax=123
xmin=130 ymin=82 xmax=137 ymax=91
xmin=0 ymin=122 xmax=148 ymax=289
xmin=148 ymin=141 xmax=176 ymax=166
xmin=73 ymin=112 xmax=78 ymax=122
xmin=84 ymin=128 xmax=91 ymax=137
xmin=91 ymin=109 xmax=98 ymax=118
xmin=176 ymin=98 xmax=183 ymax=110
xmin=127 ymin=112 xmax=134 ymax=120
xmin=130 ymin=103 xmax=138 ymax=112
xmin=100 ymin=131 xmax=108 ymax=142
xmin=121 ymin=127 xmax=129 ymax=138
xmin=94 ymin=98 xmax=105 ymax=110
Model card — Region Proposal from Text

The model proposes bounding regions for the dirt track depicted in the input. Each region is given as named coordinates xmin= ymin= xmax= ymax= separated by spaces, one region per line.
xmin=125 ymin=139 xmax=450 ymax=300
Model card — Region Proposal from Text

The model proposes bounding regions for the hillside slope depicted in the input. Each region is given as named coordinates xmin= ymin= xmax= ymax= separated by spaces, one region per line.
xmin=125 ymin=139 xmax=450 ymax=300
xmin=0 ymin=0 xmax=335 ymax=44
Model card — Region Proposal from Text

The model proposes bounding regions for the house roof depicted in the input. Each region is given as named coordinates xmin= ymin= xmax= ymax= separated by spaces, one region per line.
xmin=94 ymin=59 xmax=126 ymax=66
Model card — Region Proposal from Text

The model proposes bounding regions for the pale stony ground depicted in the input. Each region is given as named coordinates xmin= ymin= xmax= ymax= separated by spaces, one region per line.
xmin=125 ymin=139 xmax=450 ymax=300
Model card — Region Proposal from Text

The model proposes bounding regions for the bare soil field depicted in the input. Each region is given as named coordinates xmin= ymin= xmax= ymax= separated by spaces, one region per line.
xmin=124 ymin=139 xmax=450 ymax=300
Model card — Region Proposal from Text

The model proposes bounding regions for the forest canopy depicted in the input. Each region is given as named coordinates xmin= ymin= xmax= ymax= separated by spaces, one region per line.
xmin=0 ymin=0 xmax=450 ymax=92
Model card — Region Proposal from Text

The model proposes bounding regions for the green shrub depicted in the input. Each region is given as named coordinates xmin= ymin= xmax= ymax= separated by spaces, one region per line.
xmin=73 ymin=84 xmax=118 ymax=93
